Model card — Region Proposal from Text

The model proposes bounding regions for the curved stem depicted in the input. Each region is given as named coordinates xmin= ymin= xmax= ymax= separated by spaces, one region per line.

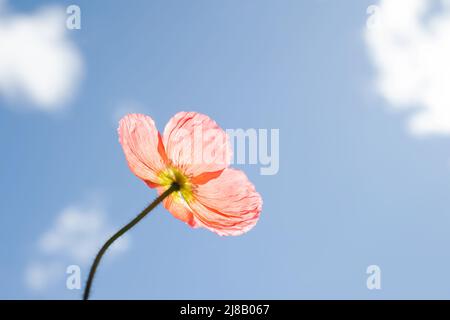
xmin=83 ymin=184 xmax=179 ymax=300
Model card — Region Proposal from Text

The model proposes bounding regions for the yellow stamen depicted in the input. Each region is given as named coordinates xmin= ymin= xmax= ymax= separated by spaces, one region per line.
xmin=158 ymin=167 xmax=194 ymax=203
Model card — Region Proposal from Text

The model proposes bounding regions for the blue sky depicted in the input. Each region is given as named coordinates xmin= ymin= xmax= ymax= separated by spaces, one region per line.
xmin=2 ymin=0 xmax=450 ymax=299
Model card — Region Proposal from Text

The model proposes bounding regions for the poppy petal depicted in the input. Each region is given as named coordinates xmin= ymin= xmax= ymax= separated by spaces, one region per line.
xmin=156 ymin=186 xmax=198 ymax=227
xmin=163 ymin=112 xmax=232 ymax=177
xmin=118 ymin=114 xmax=167 ymax=185
xmin=190 ymin=168 xmax=262 ymax=236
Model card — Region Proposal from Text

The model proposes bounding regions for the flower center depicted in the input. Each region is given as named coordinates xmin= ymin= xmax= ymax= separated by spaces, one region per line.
xmin=158 ymin=167 xmax=194 ymax=203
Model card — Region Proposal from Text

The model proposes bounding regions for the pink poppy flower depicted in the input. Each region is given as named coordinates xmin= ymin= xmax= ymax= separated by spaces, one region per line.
xmin=118 ymin=112 xmax=262 ymax=236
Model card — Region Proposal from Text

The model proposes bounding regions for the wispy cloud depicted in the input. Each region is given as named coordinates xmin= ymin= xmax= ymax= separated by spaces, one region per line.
xmin=365 ymin=0 xmax=450 ymax=136
xmin=24 ymin=261 xmax=64 ymax=292
xmin=24 ymin=202 xmax=129 ymax=293
xmin=112 ymin=100 xmax=148 ymax=125
xmin=0 ymin=1 xmax=83 ymax=111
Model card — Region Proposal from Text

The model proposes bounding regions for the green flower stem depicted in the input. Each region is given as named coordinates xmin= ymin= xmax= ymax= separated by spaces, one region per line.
xmin=83 ymin=183 xmax=180 ymax=300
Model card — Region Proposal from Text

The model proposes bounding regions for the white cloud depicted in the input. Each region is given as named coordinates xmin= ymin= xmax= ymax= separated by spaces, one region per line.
xmin=25 ymin=203 xmax=129 ymax=292
xmin=39 ymin=205 xmax=129 ymax=264
xmin=0 ymin=1 xmax=82 ymax=111
xmin=365 ymin=0 xmax=450 ymax=136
